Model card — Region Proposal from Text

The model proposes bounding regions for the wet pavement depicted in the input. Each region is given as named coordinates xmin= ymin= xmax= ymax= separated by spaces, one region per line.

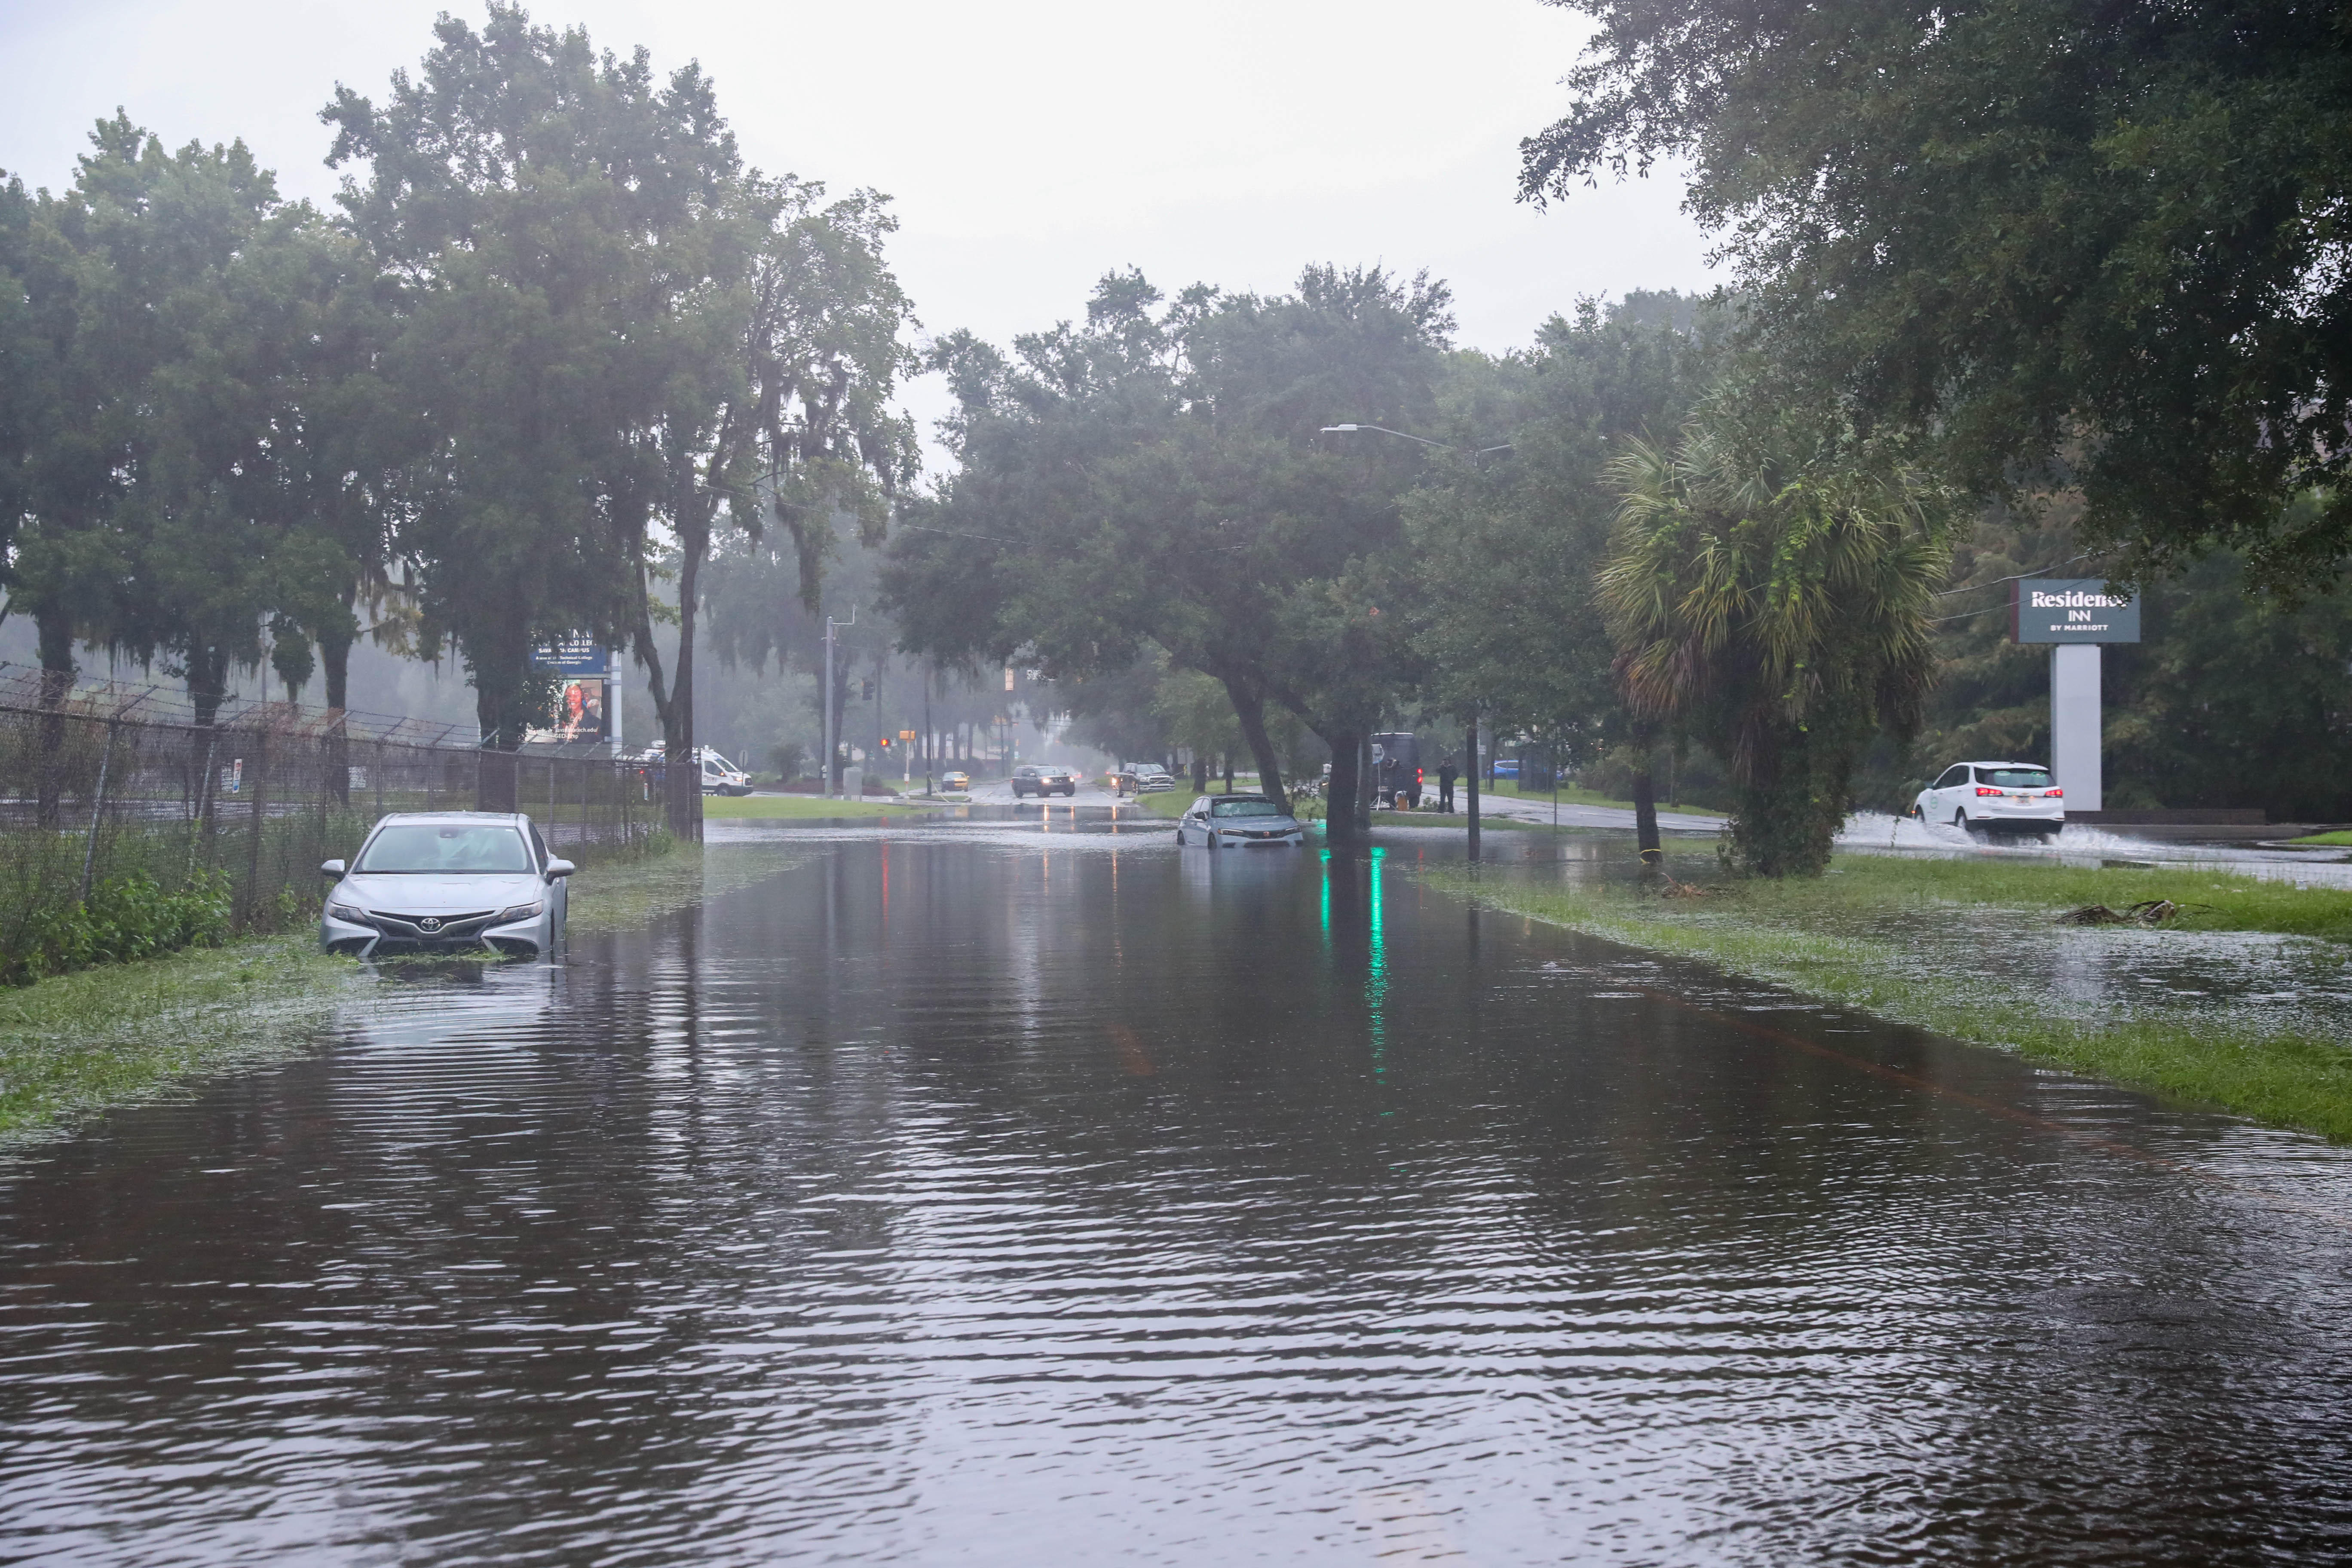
xmin=3 ymin=815 xmax=2351 ymax=1565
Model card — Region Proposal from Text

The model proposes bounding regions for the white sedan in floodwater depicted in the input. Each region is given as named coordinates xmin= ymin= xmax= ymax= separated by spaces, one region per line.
xmin=320 ymin=812 xmax=573 ymax=959
xmin=1911 ymin=760 xmax=2065 ymax=839
xmin=1175 ymin=793 xmax=1308 ymax=848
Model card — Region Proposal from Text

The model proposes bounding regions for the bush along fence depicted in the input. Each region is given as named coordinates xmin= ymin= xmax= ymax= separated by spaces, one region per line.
xmin=0 ymin=667 xmax=664 ymax=984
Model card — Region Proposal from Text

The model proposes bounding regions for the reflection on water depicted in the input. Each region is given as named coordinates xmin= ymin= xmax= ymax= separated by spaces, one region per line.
xmin=3 ymin=838 xmax=2350 ymax=1565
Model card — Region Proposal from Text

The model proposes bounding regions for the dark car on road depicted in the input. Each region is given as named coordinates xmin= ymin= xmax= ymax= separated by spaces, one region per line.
xmin=1013 ymin=764 xmax=1078 ymax=798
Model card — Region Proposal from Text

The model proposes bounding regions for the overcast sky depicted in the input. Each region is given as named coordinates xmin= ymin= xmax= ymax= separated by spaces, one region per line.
xmin=0 ymin=0 xmax=1715 ymax=462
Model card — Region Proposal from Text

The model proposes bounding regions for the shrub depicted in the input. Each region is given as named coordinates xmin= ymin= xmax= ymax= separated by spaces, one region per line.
xmin=2 ymin=870 xmax=233 ymax=986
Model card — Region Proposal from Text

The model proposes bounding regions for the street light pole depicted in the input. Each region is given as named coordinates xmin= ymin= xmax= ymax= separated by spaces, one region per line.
xmin=1466 ymin=717 xmax=1481 ymax=863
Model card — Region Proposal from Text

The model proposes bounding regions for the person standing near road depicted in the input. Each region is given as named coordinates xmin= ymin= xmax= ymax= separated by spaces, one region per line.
xmin=1437 ymin=757 xmax=1458 ymax=813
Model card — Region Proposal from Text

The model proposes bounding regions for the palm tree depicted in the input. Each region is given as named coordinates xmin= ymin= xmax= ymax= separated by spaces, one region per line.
xmin=1597 ymin=409 xmax=1951 ymax=875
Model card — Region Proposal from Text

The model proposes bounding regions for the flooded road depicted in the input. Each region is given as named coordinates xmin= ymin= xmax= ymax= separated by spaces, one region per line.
xmin=4 ymin=827 xmax=2351 ymax=1565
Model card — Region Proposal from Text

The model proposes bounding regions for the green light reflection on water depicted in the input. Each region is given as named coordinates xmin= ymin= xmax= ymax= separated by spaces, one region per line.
xmin=1368 ymin=848 xmax=1387 ymax=1086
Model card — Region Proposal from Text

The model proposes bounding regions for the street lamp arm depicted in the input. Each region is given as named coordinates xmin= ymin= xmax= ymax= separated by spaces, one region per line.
xmin=1320 ymin=423 xmax=1513 ymax=456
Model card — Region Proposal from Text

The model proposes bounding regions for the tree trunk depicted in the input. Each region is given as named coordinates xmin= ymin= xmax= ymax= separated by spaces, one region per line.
xmin=187 ymin=645 xmax=230 ymax=730
xmin=1220 ymin=675 xmax=1289 ymax=815
xmin=34 ymin=610 xmax=74 ymax=830
xmin=1325 ymin=729 xmax=1363 ymax=847
xmin=1632 ymin=758 xmax=1662 ymax=867
xmin=1356 ymin=734 xmax=1373 ymax=835
xmin=1222 ymin=755 xmax=1234 ymax=793
xmin=320 ymin=621 xmax=353 ymax=805
xmin=475 ymin=679 xmax=520 ymax=813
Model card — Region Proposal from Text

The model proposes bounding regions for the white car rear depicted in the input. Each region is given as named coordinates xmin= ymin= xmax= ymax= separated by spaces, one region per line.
xmin=1912 ymin=760 xmax=2064 ymax=838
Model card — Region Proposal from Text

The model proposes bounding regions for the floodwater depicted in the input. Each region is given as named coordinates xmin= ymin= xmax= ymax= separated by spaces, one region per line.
xmin=4 ymin=818 xmax=2351 ymax=1565
xmin=1839 ymin=809 xmax=2352 ymax=889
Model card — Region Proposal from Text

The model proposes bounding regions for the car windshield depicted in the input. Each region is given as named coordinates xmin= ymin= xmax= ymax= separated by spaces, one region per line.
xmin=1981 ymin=768 xmax=2053 ymax=789
xmin=356 ymin=824 xmax=533 ymax=874
xmin=1211 ymin=799 xmax=1283 ymax=818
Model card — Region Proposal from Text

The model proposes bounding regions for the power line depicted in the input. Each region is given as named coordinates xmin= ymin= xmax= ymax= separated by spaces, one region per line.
xmin=1933 ymin=552 xmax=2097 ymax=596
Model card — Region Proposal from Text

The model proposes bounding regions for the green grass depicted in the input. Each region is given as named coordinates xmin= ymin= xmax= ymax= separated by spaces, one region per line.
xmin=1121 ymin=786 xmax=1196 ymax=818
xmin=0 ymin=838 xmax=797 ymax=1145
xmin=701 ymin=792 xmax=948 ymax=819
xmin=2285 ymin=829 xmax=2352 ymax=846
xmin=1425 ymin=851 xmax=2352 ymax=1142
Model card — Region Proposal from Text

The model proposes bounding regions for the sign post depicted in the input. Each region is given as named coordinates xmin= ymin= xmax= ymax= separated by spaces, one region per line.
xmin=2011 ymin=579 xmax=2141 ymax=812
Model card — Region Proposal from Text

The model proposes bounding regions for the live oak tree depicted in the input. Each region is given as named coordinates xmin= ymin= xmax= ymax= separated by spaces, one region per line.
xmin=7 ymin=119 xmax=316 ymax=727
xmin=1522 ymin=0 xmax=2352 ymax=586
xmin=887 ymin=265 xmax=1446 ymax=838
xmin=628 ymin=178 xmax=918 ymax=830
xmin=328 ymin=8 xmax=915 ymax=828
xmin=325 ymin=6 xmax=732 ymax=793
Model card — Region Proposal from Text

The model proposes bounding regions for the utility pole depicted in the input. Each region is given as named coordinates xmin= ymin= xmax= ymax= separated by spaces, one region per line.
xmin=923 ymin=662 xmax=934 ymax=797
xmin=823 ymin=606 xmax=855 ymax=799
xmin=1466 ymin=718 xmax=1481 ymax=863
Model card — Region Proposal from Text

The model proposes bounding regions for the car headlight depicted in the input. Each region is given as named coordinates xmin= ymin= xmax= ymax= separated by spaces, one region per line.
xmin=496 ymin=900 xmax=545 ymax=923
xmin=327 ymin=902 xmax=369 ymax=924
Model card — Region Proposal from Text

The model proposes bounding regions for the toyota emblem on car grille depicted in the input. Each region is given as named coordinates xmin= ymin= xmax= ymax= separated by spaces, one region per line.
xmin=417 ymin=916 xmax=444 ymax=933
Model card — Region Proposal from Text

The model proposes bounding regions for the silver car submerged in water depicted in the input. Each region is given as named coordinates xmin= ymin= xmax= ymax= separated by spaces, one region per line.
xmin=1175 ymin=793 xmax=1308 ymax=847
xmin=320 ymin=812 xmax=574 ymax=959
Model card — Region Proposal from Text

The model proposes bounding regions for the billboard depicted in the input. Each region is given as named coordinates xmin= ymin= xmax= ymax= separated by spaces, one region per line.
xmin=2012 ymin=579 xmax=2140 ymax=644
xmin=533 ymin=636 xmax=609 ymax=675
xmin=540 ymin=677 xmax=609 ymax=743
xmin=529 ymin=639 xmax=616 ymax=745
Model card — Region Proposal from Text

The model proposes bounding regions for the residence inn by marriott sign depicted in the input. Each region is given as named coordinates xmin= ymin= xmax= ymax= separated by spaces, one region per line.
xmin=2011 ymin=578 xmax=2141 ymax=643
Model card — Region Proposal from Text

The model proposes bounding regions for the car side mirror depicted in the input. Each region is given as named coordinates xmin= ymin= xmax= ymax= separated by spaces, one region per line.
xmin=545 ymin=859 xmax=576 ymax=880
xmin=320 ymin=859 xmax=346 ymax=877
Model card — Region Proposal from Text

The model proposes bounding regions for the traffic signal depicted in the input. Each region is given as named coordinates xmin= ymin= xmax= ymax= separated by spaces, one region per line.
xmin=880 ymin=737 xmax=892 ymax=750
xmin=860 ymin=679 xmax=875 ymax=701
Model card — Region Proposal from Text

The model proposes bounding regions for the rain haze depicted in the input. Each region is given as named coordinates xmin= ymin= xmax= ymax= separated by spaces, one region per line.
xmin=13 ymin=7 xmax=2352 ymax=1561
xmin=0 ymin=0 xmax=1716 ymax=463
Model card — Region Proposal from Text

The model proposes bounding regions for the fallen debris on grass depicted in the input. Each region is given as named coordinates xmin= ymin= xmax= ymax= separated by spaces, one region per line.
xmin=2058 ymin=899 xmax=2206 ymax=926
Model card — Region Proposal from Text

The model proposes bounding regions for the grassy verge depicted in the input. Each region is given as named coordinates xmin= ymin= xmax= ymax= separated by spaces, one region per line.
xmin=1135 ymin=787 xmax=1199 ymax=819
xmin=2285 ymin=829 xmax=2352 ymax=846
xmin=0 ymin=839 xmax=797 ymax=1145
xmin=1425 ymin=851 xmax=2352 ymax=1142
xmin=703 ymin=793 xmax=947 ymax=819
xmin=1481 ymin=780 xmax=1720 ymax=816
xmin=1372 ymin=810 xmax=1553 ymax=832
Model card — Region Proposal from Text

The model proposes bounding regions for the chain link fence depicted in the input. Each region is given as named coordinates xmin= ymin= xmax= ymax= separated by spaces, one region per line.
xmin=0 ymin=666 xmax=662 ymax=980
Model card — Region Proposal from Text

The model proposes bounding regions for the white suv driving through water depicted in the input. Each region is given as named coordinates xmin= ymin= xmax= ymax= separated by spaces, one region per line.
xmin=1912 ymin=760 xmax=2064 ymax=838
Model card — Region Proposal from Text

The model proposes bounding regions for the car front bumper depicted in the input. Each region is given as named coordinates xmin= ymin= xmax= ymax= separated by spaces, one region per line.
xmin=322 ymin=910 xmax=554 ymax=959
